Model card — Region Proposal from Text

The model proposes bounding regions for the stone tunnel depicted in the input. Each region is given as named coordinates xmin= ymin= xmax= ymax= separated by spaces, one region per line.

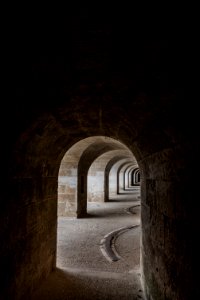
xmin=0 ymin=9 xmax=199 ymax=300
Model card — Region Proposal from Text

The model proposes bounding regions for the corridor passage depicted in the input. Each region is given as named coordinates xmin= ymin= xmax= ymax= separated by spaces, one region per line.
xmin=31 ymin=189 xmax=145 ymax=300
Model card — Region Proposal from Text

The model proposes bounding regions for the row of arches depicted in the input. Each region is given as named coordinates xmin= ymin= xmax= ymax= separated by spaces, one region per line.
xmin=58 ymin=136 xmax=140 ymax=217
xmin=3 ymin=103 xmax=195 ymax=300
xmin=1 ymin=22 xmax=196 ymax=299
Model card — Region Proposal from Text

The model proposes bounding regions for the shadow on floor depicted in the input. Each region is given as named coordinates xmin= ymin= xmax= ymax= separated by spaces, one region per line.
xmin=108 ymin=199 xmax=138 ymax=202
xmin=30 ymin=267 xmax=144 ymax=300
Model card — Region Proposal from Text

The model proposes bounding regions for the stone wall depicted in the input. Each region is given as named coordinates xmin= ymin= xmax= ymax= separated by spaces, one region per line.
xmin=1 ymin=16 xmax=199 ymax=300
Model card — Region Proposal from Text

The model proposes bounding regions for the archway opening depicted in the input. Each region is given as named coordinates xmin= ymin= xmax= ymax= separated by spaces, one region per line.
xmin=56 ymin=135 xmax=142 ymax=297
xmin=58 ymin=136 xmax=139 ymax=217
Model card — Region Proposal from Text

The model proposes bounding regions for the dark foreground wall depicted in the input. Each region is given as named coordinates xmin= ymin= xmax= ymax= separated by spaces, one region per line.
xmin=1 ymin=15 xmax=199 ymax=300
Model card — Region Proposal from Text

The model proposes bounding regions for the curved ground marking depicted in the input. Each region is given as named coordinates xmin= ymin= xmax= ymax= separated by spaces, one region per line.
xmin=100 ymin=225 xmax=139 ymax=262
xmin=124 ymin=204 xmax=141 ymax=215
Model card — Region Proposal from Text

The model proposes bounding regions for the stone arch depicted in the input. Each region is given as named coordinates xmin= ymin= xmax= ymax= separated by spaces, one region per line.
xmin=5 ymin=104 xmax=142 ymax=299
xmin=58 ymin=136 xmax=134 ymax=217
xmin=117 ymin=162 xmax=134 ymax=193
xmin=109 ymin=159 xmax=134 ymax=197
xmin=135 ymin=168 xmax=140 ymax=185
xmin=124 ymin=164 xmax=137 ymax=190
xmin=131 ymin=167 xmax=140 ymax=186
xmin=78 ymin=137 xmax=135 ymax=217
xmin=128 ymin=166 xmax=135 ymax=188
xmin=104 ymin=156 xmax=132 ymax=201
xmin=88 ymin=150 xmax=132 ymax=203
xmin=2 ymin=93 xmax=195 ymax=300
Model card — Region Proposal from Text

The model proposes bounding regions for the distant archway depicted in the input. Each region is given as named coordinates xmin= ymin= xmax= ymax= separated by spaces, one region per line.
xmin=131 ymin=168 xmax=140 ymax=186
xmin=58 ymin=136 xmax=138 ymax=217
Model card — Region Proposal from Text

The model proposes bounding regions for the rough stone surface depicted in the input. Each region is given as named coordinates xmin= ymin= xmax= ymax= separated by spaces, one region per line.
xmin=1 ymin=12 xmax=199 ymax=300
xmin=30 ymin=193 xmax=144 ymax=300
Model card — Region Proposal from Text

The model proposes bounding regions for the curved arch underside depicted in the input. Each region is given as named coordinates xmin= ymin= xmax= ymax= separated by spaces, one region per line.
xmin=58 ymin=136 xmax=139 ymax=217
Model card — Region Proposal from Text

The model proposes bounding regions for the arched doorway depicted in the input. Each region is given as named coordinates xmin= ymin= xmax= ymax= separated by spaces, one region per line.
xmin=56 ymin=136 xmax=141 ymax=291
xmin=58 ymin=136 xmax=138 ymax=217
